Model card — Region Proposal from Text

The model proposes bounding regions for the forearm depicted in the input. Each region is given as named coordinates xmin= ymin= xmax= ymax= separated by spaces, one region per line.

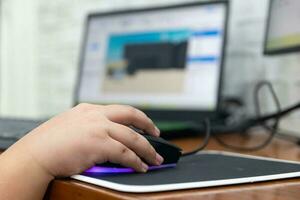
xmin=0 ymin=145 xmax=54 ymax=200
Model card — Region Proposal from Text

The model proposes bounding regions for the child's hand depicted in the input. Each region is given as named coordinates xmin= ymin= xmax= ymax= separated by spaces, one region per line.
xmin=10 ymin=104 xmax=163 ymax=178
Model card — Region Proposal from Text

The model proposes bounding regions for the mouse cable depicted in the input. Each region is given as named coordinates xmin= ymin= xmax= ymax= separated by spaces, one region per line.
xmin=182 ymin=118 xmax=211 ymax=157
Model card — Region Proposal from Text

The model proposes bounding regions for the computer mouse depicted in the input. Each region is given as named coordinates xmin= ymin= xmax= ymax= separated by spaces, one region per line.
xmin=98 ymin=132 xmax=182 ymax=168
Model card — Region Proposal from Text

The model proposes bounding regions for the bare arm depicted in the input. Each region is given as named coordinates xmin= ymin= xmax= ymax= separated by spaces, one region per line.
xmin=0 ymin=145 xmax=53 ymax=200
xmin=0 ymin=104 xmax=163 ymax=200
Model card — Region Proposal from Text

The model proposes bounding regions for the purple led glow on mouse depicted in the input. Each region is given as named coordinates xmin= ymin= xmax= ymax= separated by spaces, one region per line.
xmin=85 ymin=163 xmax=177 ymax=174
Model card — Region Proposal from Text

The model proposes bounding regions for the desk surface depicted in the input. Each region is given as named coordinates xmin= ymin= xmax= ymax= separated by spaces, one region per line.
xmin=44 ymin=133 xmax=300 ymax=200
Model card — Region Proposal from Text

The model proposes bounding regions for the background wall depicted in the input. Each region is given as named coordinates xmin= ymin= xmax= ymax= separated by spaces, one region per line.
xmin=0 ymin=0 xmax=39 ymax=117
xmin=0 ymin=0 xmax=300 ymax=132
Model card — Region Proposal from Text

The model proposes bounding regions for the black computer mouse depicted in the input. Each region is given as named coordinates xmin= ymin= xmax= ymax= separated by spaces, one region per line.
xmin=98 ymin=133 xmax=182 ymax=168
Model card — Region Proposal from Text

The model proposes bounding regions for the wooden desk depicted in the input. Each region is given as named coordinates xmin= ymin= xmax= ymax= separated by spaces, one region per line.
xmin=44 ymin=134 xmax=300 ymax=200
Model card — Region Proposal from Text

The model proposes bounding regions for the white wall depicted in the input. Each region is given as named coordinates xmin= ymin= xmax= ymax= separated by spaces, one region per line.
xmin=0 ymin=0 xmax=300 ymax=131
xmin=0 ymin=0 xmax=39 ymax=118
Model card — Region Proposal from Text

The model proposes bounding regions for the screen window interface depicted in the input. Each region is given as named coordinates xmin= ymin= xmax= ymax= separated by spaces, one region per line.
xmin=79 ymin=4 xmax=226 ymax=111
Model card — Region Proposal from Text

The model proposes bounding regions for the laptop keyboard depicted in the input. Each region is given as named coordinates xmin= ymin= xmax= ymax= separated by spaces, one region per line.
xmin=0 ymin=118 xmax=43 ymax=140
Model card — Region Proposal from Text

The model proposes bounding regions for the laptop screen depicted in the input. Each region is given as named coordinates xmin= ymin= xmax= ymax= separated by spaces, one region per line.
xmin=77 ymin=1 xmax=228 ymax=117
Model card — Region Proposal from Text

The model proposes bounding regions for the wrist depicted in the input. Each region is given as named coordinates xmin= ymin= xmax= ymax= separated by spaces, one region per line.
xmin=0 ymin=146 xmax=54 ymax=199
xmin=1 ymin=143 xmax=54 ymax=183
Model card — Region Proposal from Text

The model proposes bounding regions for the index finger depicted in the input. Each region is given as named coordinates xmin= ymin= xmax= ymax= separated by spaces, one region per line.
xmin=102 ymin=105 xmax=160 ymax=137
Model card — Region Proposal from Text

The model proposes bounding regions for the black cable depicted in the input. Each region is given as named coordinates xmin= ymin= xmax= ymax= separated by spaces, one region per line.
xmin=253 ymin=81 xmax=281 ymax=147
xmin=182 ymin=118 xmax=211 ymax=156
xmin=214 ymin=81 xmax=282 ymax=151
xmin=162 ymin=81 xmax=298 ymax=153
xmin=254 ymin=81 xmax=281 ymax=120
xmin=210 ymin=101 xmax=300 ymax=135
xmin=172 ymin=81 xmax=299 ymax=154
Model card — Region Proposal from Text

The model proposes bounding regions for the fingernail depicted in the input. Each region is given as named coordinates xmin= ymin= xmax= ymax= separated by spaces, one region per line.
xmin=141 ymin=162 xmax=148 ymax=172
xmin=156 ymin=153 xmax=164 ymax=165
xmin=154 ymin=126 xmax=160 ymax=136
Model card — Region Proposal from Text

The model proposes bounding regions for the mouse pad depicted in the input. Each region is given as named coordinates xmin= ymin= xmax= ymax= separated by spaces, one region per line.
xmin=71 ymin=151 xmax=300 ymax=193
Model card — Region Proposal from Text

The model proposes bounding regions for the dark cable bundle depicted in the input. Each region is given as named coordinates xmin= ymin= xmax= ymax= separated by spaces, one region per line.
xmin=184 ymin=81 xmax=300 ymax=155
xmin=214 ymin=81 xmax=282 ymax=151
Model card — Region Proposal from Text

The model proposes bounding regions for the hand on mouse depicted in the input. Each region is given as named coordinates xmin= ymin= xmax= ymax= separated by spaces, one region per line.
xmin=0 ymin=104 xmax=163 ymax=199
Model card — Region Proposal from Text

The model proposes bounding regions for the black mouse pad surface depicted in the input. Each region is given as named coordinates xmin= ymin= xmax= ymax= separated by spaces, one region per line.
xmin=72 ymin=151 xmax=300 ymax=193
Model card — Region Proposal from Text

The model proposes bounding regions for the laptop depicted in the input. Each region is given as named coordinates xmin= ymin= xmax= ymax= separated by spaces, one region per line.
xmin=75 ymin=0 xmax=229 ymax=129
xmin=0 ymin=0 xmax=229 ymax=149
